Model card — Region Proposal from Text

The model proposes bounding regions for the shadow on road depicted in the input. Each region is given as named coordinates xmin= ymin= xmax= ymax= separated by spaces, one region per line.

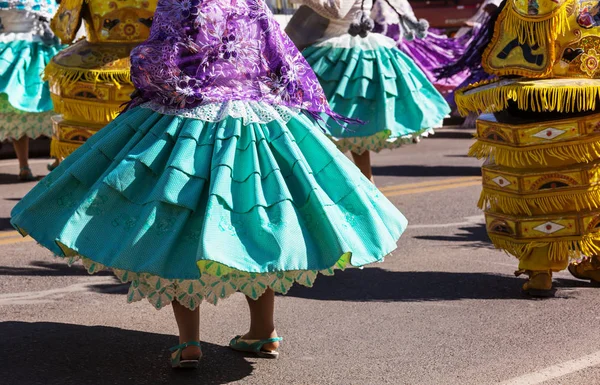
xmin=0 ymin=321 xmax=254 ymax=385
xmin=372 ymin=165 xmax=481 ymax=177
xmin=0 ymin=260 xmax=113 ymax=277
xmin=444 ymin=154 xmax=471 ymax=158
xmin=286 ymin=267 xmax=590 ymax=302
xmin=0 ymin=172 xmax=41 ymax=185
xmin=413 ymin=224 xmax=494 ymax=249
xmin=0 ymin=217 xmax=13 ymax=231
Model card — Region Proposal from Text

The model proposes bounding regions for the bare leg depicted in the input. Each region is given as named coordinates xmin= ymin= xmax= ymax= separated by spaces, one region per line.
xmin=243 ymin=289 xmax=279 ymax=352
xmin=172 ymin=301 xmax=202 ymax=360
xmin=12 ymin=136 xmax=29 ymax=172
xmin=351 ymin=150 xmax=375 ymax=183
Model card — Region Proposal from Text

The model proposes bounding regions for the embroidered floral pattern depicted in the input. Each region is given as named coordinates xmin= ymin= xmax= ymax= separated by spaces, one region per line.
xmin=130 ymin=0 xmax=334 ymax=119
xmin=581 ymin=48 xmax=600 ymax=77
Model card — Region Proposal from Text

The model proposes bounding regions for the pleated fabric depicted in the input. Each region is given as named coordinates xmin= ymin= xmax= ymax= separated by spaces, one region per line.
xmin=0 ymin=39 xmax=62 ymax=140
xmin=303 ymin=33 xmax=450 ymax=153
xmin=11 ymin=106 xmax=407 ymax=309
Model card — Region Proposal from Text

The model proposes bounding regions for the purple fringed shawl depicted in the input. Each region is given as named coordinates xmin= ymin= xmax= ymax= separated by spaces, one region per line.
xmin=130 ymin=0 xmax=337 ymax=121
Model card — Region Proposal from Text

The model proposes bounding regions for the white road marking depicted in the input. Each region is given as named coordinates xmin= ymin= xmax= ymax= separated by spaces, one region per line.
xmin=500 ymin=351 xmax=600 ymax=385
xmin=0 ymin=276 xmax=119 ymax=306
xmin=407 ymin=215 xmax=485 ymax=229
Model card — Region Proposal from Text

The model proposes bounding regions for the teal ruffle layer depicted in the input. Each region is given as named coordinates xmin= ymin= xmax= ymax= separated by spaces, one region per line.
xmin=0 ymin=39 xmax=63 ymax=112
xmin=303 ymin=40 xmax=450 ymax=139
xmin=11 ymin=107 xmax=407 ymax=282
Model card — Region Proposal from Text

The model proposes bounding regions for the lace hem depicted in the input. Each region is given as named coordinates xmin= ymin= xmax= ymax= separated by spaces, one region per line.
xmin=332 ymin=128 xmax=435 ymax=154
xmin=141 ymin=100 xmax=299 ymax=125
xmin=63 ymin=251 xmax=368 ymax=310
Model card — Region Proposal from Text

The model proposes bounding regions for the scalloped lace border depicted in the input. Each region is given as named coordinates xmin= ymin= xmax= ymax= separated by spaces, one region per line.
xmin=141 ymin=100 xmax=299 ymax=125
xmin=65 ymin=252 xmax=364 ymax=311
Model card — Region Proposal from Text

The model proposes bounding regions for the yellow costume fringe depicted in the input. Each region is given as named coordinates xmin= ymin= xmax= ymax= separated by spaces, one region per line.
xmin=479 ymin=188 xmax=600 ymax=216
xmin=468 ymin=134 xmax=600 ymax=167
xmin=505 ymin=0 xmax=572 ymax=47
xmin=44 ymin=61 xmax=132 ymax=89
xmin=51 ymin=94 xmax=124 ymax=124
xmin=489 ymin=233 xmax=600 ymax=261
xmin=455 ymin=78 xmax=600 ymax=116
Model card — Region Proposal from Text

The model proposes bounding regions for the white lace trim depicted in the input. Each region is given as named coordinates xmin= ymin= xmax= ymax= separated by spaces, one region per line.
xmin=315 ymin=32 xmax=397 ymax=50
xmin=66 ymin=254 xmax=352 ymax=310
xmin=141 ymin=100 xmax=299 ymax=125
xmin=332 ymin=127 xmax=436 ymax=154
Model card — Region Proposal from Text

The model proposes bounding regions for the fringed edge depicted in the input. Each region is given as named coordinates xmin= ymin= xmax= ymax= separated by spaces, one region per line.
xmin=51 ymin=94 xmax=124 ymax=123
xmin=44 ymin=61 xmax=132 ymax=89
xmin=503 ymin=0 xmax=571 ymax=47
xmin=467 ymin=138 xmax=600 ymax=167
xmin=488 ymin=233 xmax=600 ymax=261
xmin=456 ymin=79 xmax=600 ymax=116
xmin=479 ymin=188 xmax=600 ymax=216
xmin=50 ymin=139 xmax=81 ymax=160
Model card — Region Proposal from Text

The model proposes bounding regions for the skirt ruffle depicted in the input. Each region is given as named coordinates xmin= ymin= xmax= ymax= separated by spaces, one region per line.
xmin=303 ymin=33 xmax=450 ymax=151
xmin=332 ymin=127 xmax=434 ymax=155
xmin=0 ymin=39 xmax=62 ymax=112
xmin=0 ymin=94 xmax=54 ymax=140
xmin=11 ymin=106 xmax=407 ymax=309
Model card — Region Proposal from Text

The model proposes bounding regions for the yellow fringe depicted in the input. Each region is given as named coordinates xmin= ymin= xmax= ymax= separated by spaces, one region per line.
xmin=51 ymin=95 xmax=124 ymax=124
xmin=50 ymin=139 xmax=82 ymax=160
xmin=44 ymin=61 xmax=132 ymax=89
xmin=488 ymin=233 xmax=600 ymax=261
xmin=504 ymin=0 xmax=572 ymax=47
xmin=468 ymin=136 xmax=600 ymax=167
xmin=455 ymin=79 xmax=600 ymax=116
xmin=479 ymin=188 xmax=600 ymax=216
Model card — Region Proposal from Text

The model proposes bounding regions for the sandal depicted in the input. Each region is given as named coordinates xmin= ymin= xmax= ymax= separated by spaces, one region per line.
xmin=47 ymin=160 xmax=59 ymax=172
xmin=229 ymin=335 xmax=282 ymax=359
xmin=169 ymin=341 xmax=201 ymax=369
xmin=17 ymin=167 xmax=36 ymax=182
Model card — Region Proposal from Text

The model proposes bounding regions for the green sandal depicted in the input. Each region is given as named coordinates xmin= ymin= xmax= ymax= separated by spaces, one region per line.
xmin=229 ymin=336 xmax=282 ymax=359
xmin=18 ymin=167 xmax=36 ymax=182
xmin=169 ymin=341 xmax=201 ymax=369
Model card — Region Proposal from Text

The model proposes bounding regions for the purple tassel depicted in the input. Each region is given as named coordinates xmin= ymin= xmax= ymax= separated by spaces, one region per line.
xmin=302 ymin=109 xmax=365 ymax=134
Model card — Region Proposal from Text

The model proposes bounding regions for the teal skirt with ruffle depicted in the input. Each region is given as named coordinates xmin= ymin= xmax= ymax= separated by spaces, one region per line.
xmin=0 ymin=39 xmax=63 ymax=140
xmin=11 ymin=106 xmax=407 ymax=309
xmin=303 ymin=34 xmax=450 ymax=154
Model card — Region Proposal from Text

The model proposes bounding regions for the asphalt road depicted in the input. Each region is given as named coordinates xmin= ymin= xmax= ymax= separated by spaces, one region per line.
xmin=1 ymin=132 xmax=600 ymax=385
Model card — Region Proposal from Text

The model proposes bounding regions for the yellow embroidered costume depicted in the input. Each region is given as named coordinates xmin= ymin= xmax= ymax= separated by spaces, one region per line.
xmin=46 ymin=0 xmax=157 ymax=160
xmin=456 ymin=0 xmax=600 ymax=295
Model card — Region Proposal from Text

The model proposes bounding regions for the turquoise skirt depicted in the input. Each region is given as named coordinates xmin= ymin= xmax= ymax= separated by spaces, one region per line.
xmin=303 ymin=34 xmax=450 ymax=154
xmin=11 ymin=105 xmax=407 ymax=309
xmin=0 ymin=39 xmax=63 ymax=140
